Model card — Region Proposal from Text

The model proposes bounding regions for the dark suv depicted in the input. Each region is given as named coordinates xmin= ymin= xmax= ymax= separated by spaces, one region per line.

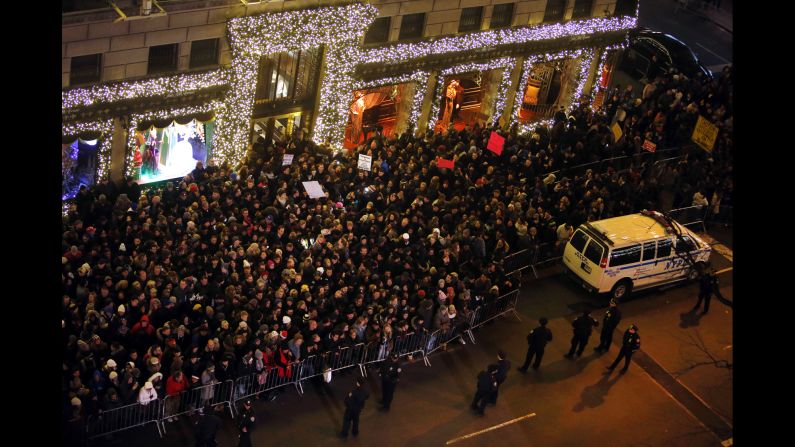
xmin=618 ymin=28 xmax=712 ymax=81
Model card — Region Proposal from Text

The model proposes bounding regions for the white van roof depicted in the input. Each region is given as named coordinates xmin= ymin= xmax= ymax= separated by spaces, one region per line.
xmin=587 ymin=212 xmax=681 ymax=247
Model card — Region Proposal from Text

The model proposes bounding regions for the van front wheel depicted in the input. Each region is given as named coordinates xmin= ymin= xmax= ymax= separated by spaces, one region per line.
xmin=610 ymin=280 xmax=633 ymax=301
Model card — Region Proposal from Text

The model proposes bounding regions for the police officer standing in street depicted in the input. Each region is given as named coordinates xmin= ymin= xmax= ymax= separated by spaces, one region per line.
xmin=518 ymin=317 xmax=553 ymax=372
xmin=237 ymin=399 xmax=256 ymax=447
xmin=378 ymin=352 xmax=402 ymax=411
xmin=565 ymin=310 xmax=599 ymax=358
xmin=339 ymin=377 xmax=369 ymax=438
xmin=489 ymin=351 xmax=511 ymax=405
xmin=194 ymin=404 xmax=222 ymax=447
xmin=595 ymin=300 xmax=622 ymax=353
xmin=694 ymin=267 xmax=719 ymax=315
xmin=471 ymin=364 xmax=498 ymax=415
xmin=606 ymin=324 xmax=641 ymax=373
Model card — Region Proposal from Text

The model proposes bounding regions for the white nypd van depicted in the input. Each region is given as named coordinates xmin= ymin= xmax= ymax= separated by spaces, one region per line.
xmin=562 ymin=210 xmax=712 ymax=300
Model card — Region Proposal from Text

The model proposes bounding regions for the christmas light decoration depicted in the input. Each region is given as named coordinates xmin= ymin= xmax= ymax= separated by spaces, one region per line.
xmin=426 ymin=58 xmax=515 ymax=131
xmin=62 ymin=119 xmax=114 ymax=185
xmin=124 ymin=101 xmax=225 ymax=177
xmin=358 ymin=16 xmax=636 ymax=65
xmin=218 ymin=3 xmax=379 ymax=157
xmin=60 ymin=4 xmax=636 ymax=163
xmin=62 ymin=70 xmax=227 ymax=110
xmin=350 ymin=70 xmax=431 ymax=134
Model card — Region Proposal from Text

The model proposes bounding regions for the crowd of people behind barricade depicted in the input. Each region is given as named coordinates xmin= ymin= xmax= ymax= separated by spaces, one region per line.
xmin=62 ymin=64 xmax=732 ymax=443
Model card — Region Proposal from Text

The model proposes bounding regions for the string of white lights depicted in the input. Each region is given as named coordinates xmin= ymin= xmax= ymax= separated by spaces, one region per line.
xmin=62 ymin=70 xmax=227 ymax=110
xmin=358 ymin=16 xmax=636 ymax=65
xmin=61 ymin=4 xmax=636 ymax=169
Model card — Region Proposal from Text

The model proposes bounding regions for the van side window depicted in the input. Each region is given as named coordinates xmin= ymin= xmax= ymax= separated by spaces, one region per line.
xmin=676 ymin=236 xmax=697 ymax=252
xmin=570 ymin=230 xmax=589 ymax=253
xmin=584 ymin=240 xmax=604 ymax=265
xmin=642 ymin=241 xmax=656 ymax=260
xmin=609 ymin=244 xmax=641 ymax=267
xmin=657 ymin=239 xmax=672 ymax=257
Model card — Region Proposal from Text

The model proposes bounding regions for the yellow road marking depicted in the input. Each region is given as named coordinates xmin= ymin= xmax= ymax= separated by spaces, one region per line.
xmin=445 ymin=412 xmax=537 ymax=445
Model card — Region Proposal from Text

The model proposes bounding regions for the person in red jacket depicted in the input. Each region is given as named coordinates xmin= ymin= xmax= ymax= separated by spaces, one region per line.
xmin=164 ymin=370 xmax=189 ymax=422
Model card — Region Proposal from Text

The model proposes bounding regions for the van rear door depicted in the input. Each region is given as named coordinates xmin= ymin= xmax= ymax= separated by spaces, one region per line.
xmin=563 ymin=229 xmax=604 ymax=289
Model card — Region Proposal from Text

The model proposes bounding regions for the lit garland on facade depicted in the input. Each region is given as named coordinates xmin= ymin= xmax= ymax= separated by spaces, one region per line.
xmin=62 ymin=70 xmax=227 ymax=110
xmin=124 ymin=101 xmax=225 ymax=177
xmin=590 ymin=44 xmax=626 ymax=110
xmin=62 ymin=119 xmax=114 ymax=184
xmin=427 ymin=58 xmax=515 ymax=131
xmin=60 ymin=4 xmax=637 ymax=165
xmin=494 ymin=58 xmax=519 ymax=125
xmin=350 ymin=70 xmax=430 ymax=133
xmin=218 ymin=3 xmax=378 ymax=155
xmin=513 ymin=48 xmax=597 ymax=135
xmin=358 ymin=16 xmax=636 ymax=65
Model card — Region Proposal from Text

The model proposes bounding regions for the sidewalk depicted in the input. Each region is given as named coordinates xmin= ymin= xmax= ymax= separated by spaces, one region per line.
xmin=676 ymin=0 xmax=733 ymax=34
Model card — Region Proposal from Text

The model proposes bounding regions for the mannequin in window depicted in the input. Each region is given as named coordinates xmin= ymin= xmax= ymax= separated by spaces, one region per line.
xmin=440 ymin=79 xmax=460 ymax=131
xmin=349 ymin=94 xmax=366 ymax=145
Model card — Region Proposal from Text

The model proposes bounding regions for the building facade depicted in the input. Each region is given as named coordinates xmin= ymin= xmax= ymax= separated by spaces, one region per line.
xmin=61 ymin=0 xmax=638 ymax=197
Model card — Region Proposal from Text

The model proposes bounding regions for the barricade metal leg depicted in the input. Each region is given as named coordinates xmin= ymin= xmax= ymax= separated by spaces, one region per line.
xmin=466 ymin=328 xmax=476 ymax=344
xmin=294 ymin=380 xmax=304 ymax=396
xmin=359 ymin=363 xmax=367 ymax=378
xmin=422 ymin=350 xmax=431 ymax=367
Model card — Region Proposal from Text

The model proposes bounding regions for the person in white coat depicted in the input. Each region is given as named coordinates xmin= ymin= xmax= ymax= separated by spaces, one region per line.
xmin=138 ymin=381 xmax=157 ymax=405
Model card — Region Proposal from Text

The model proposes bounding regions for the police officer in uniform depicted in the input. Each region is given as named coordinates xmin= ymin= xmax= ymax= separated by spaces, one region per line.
xmin=489 ymin=351 xmax=510 ymax=404
xmin=339 ymin=377 xmax=369 ymax=438
xmin=378 ymin=352 xmax=402 ymax=411
xmin=237 ymin=399 xmax=256 ymax=447
xmin=518 ymin=317 xmax=553 ymax=372
xmin=565 ymin=310 xmax=599 ymax=358
xmin=471 ymin=364 xmax=498 ymax=415
xmin=606 ymin=324 xmax=641 ymax=373
xmin=194 ymin=404 xmax=222 ymax=447
xmin=694 ymin=268 xmax=718 ymax=314
xmin=595 ymin=300 xmax=622 ymax=353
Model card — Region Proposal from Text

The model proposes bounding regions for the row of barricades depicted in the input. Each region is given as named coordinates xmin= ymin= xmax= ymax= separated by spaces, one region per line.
xmin=85 ymin=289 xmax=522 ymax=442
xmin=502 ymin=242 xmax=564 ymax=281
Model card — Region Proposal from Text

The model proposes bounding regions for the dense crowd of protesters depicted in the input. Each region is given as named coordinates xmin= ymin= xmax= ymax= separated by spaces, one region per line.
xmin=62 ymin=64 xmax=732 ymax=441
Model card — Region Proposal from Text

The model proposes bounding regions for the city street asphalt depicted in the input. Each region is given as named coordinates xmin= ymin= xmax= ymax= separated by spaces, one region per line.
xmin=95 ymin=227 xmax=733 ymax=447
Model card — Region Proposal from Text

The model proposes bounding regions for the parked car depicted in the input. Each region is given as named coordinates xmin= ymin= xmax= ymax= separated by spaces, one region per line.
xmin=617 ymin=28 xmax=713 ymax=81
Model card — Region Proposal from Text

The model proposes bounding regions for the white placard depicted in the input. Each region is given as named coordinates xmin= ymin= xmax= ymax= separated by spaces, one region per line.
xmin=357 ymin=154 xmax=372 ymax=171
xmin=282 ymin=154 xmax=294 ymax=166
xmin=302 ymin=181 xmax=326 ymax=199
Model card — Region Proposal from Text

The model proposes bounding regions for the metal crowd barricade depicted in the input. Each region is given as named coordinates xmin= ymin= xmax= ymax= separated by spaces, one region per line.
xmin=530 ymin=242 xmax=563 ymax=278
xmin=423 ymin=326 xmax=462 ymax=364
xmin=232 ymin=364 xmax=301 ymax=404
xmin=668 ymin=205 xmax=709 ymax=233
xmin=86 ymin=399 xmax=164 ymax=440
xmin=705 ymin=204 xmax=732 ymax=227
xmin=358 ymin=332 xmax=427 ymax=377
xmin=469 ymin=290 xmax=521 ymax=330
xmin=503 ymin=249 xmax=534 ymax=281
xmin=161 ymin=379 xmax=235 ymax=433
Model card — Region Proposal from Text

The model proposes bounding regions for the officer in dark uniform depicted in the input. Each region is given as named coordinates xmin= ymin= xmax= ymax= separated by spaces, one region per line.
xmin=518 ymin=317 xmax=553 ymax=372
xmin=339 ymin=377 xmax=369 ymax=438
xmin=194 ymin=405 xmax=222 ymax=447
xmin=471 ymin=364 xmax=498 ymax=415
xmin=565 ymin=310 xmax=599 ymax=358
xmin=595 ymin=300 xmax=622 ymax=353
xmin=694 ymin=268 xmax=718 ymax=314
xmin=378 ymin=352 xmax=402 ymax=411
xmin=606 ymin=324 xmax=641 ymax=373
xmin=489 ymin=351 xmax=510 ymax=404
xmin=237 ymin=399 xmax=256 ymax=447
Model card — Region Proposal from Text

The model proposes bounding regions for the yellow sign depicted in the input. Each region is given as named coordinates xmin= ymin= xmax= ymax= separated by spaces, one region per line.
xmin=611 ymin=122 xmax=623 ymax=142
xmin=691 ymin=115 xmax=719 ymax=152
